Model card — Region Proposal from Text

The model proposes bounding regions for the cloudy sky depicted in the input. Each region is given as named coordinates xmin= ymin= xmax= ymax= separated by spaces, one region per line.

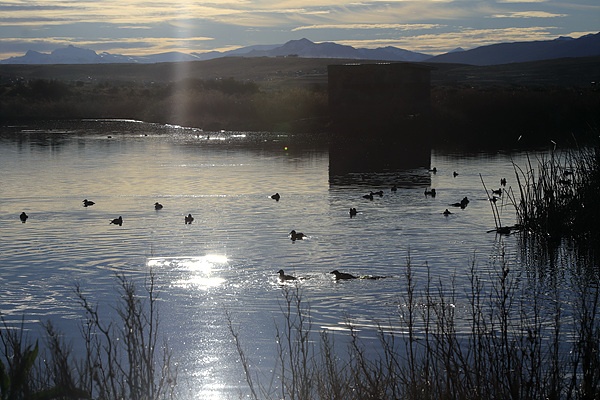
xmin=0 ymin=0 xmax=598 ymax=59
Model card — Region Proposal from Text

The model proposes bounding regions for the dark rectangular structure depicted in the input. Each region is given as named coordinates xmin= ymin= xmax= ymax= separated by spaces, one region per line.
xmin=328 ymin=62 xmax=432 ymax=135
xmin=327 ymin=63 xmax=433 ymax=174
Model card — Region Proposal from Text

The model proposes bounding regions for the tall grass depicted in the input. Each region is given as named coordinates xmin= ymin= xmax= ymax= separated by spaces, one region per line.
xmin=505 ymin=144 xmax=600 ymax=256
xmin=0 ymin=273 xmax=177 ymax=400
xmin=231 ymin=254 xmax=600 ymax=399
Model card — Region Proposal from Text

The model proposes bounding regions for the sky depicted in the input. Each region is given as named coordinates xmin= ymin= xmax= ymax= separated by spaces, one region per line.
xmin=0 ymin=0 xmax=598 ymax=60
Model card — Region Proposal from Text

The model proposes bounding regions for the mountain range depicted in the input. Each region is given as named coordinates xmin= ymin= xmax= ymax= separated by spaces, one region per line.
xmin=1 ymin=33 xmax=599 ymax=66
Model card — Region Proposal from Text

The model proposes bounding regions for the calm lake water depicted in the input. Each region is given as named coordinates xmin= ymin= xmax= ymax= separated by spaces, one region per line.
xmin=0 ymin=120 xmax=553 ymax=398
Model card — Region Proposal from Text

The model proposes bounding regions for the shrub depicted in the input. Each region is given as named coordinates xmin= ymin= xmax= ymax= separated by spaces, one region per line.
xmin=0 ymin=273 xmax=177 ymax=400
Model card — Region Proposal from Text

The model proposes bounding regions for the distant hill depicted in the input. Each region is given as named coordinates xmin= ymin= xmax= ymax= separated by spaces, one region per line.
xmin=2 ymin=33 xmax=599 ymax=66
xmin=0 ymin=39 xmax=431 ymax=65
xmin=428 ymin=32 xmax=600 ymax=65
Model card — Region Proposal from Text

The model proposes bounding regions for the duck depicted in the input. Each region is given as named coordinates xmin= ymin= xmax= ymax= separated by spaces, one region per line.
xmin=110 ymin=216 xmax=123 ymax=226
xmin=289 ymin=230 xmax=305 ymax=241
xmin=500 ymin=178 xmax=507 ymax=187
xmin=453 ymin=171 xmax=459 ymax=177
xmin=391 ymin=185 xmax=398 ymax=192
xmin=424 ymin=188 xmax=436 ymax=197
xmin=184 ymin=214 xmax=194 ymax=224
xmin=362 ymin=193 xmax=373 ymax=200
xmin=278 ymin=269 xmax=297 ymax=281
xmin=450 ymin=197 xmax=469 ymax=209
xmin=443 ymin=209 xmax=452 ymax=216
xmin=83 ymin=199 xmax=95 ymax=207
xmin=330 ymin=270 xmax=357 ymax=280
xmin=492 ymin=188 xmax=502 ymax=196
xmin=372 ymin=190 xmax=384 ymax=197
xmin=429 ymin=167 xmax=437 ymax=173
xmin=271 ymin=193 xmax=281 ymax=201
xmin=349 ymin=207 xmax=357 ymax=217
xmin=154 ymin=202 xmax=163 ymax=210
xmin=20 ymin=212 xmax=28 ymax=223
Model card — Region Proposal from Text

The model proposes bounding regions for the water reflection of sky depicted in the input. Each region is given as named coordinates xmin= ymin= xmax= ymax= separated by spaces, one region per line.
xmin=0 ymin=120 xmax=574 ymax=399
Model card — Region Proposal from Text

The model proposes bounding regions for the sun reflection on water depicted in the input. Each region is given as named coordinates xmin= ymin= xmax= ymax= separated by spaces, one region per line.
xmin=147 ymin=254 xmax=228 ymax=289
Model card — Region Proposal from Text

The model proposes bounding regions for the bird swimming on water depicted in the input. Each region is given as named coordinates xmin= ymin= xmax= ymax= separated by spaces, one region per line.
xmin=349 ymin=207 xmax=357 ymax=217
xmin=83 ymin=199 xmax=95 ymax=207
xmin=443 ymin=209 xmax=452 ymax=216
xmin=154 ymin=202 xmax=163 ymax=210
xmin=289 ymin=230 xmax=305 ymax=241
xmin=278 ymin=269 xmax=297 ymax=281
xmin=20 ymin=212 xmax=28 ymax=223
xmin=330 ymin=270 xmax=357 ymax=280
xmin=185 ymin=214 xmax=194 ymax=224
xmin=110 ymin=216 xmax=123 ymax=226
xmin=271 ymin=193 xmax=281 ymax=201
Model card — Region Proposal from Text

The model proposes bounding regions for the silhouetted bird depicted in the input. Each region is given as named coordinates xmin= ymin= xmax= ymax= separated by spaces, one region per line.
xmin=278 ymin=269 xmax=297 ymax=281
xmin=185 ymin=214 xmax=194 ymax=224
xmin=453 ymin=171 xmax=459 ymax=177
xmin=492 ymin=188 xmax=502 ymax=196
xmin=391 ymin=185 xmax=397 ymax=192
xmin=83 ymin=199 xmax=95 ymax=207
xmin=154 ymin=202 xmax=163 ymax=210
xmin=330 ymin=270 xmax=357 ymax=280
xmin=363 ymin=193 xmax=373 ymax=200
xmin=443 ymin=209 xmax=452 ymax=216
xmin=500 ymin=178 xmax=507 ymax=186
xmin=271 ymin=193 xmax=281 ymax=201
xmin=424 ymin=188 xmax=436 ymax=197
xmin=429 ymin=167 xmax=437 ymax=173
xmin=20 ymin=212 xmax=28 ymax=223
xmin=349 ymin=207 xmax=357 ymax=217
xmin=110 ymin=216 xmax=123 ymax=226
xmin=450 ymin=197 xmax=469 ymax=209
xmin=372 ymin=190 xmax=384 ymax=197
xmin=289 ymin=230 xmax=305 ymax=241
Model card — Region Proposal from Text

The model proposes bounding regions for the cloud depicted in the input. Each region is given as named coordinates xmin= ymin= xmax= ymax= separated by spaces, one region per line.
xmin=292 ymin=23 xmax=443 ymax=31
xmin=496 ymin=0 xmax=548 ymax=3
xmin=341 ymin=26 xmax=563 ymax=53
xmin=0 ymin=0 xmax=597 ymax=59
xmin=491 ymin=11 xmax=568 ymax=18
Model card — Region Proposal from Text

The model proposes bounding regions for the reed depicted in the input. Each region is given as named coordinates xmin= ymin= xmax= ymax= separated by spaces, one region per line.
xmin=231 ymin=254 xmax=600 ymax=399
xmin=0 ymin=273 xmax=177 ymax=400
xmin=505 ymin=144 xmax=600 ymax=246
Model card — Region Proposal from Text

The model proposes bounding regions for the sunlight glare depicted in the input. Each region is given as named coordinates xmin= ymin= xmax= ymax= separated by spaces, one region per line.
xmin=147 ymin=255 xmax=228 ymax=289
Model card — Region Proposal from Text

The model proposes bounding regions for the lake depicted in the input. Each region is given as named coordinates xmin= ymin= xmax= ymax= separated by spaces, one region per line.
xmin=0 ymin=119 xmax=557 ymax=399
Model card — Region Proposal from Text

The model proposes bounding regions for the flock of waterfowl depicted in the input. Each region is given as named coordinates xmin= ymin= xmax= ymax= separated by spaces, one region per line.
xmin=277 ymin=168 xmax=509 ymax=283
xmin=17 ymin=168 xmax=509 ymax=283
xmin=277 ymin=268 xmax=387 ymax=282
xmin=19 ymin=198 xmax=196 ymax=226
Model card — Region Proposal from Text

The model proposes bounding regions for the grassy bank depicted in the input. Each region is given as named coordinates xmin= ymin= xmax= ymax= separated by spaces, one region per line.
xmin=2 ymin=57 xmax=599 ymax=146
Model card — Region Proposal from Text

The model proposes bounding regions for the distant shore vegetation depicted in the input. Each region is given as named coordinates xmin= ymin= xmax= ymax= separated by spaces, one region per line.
xmin=1 ymin=71 xmax=598 ymax=147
